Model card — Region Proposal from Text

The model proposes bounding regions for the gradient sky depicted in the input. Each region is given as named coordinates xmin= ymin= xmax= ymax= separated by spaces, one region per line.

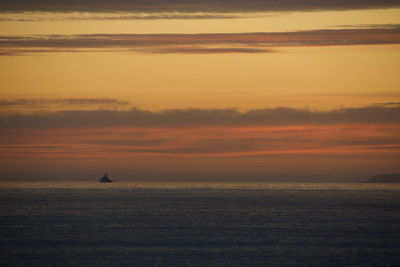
xmin=1 ymin=0 xmax=399 ymax=181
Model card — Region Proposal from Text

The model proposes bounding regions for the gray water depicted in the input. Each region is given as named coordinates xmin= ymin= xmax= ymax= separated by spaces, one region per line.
xmin=1 ymin=182 xmax=399 ymax=266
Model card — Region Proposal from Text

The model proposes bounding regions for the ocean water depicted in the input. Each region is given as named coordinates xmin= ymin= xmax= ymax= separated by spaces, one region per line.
xmin=1 ymin=182 xmax=399 ymax=266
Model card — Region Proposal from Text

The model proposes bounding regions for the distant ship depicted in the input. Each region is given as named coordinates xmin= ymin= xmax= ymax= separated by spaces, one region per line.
xmin=99 ymin=172 xmax=113 ymax=183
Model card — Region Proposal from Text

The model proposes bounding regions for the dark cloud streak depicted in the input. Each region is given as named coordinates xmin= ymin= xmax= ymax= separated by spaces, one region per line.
xmin=1 ymin=29 xmax=399 ymax=55
xmin=0 ymin=0 xmax=399 ymax=13
xmin=0 ymin=98 xmax=130 ymax=106
xmin=143 ymin=47 xmax=273 ymax=54
xmin=0 ymin=13 xmax=244 ymax=21
xmin=336 ymin=24 xmax=400 ymax=29
xmin=371 ymin=102 xmax=400 ymax=108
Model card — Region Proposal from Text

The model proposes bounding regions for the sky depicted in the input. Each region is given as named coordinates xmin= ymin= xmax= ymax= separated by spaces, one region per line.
xmin=0 ymin=0 xmax=399 ymax=181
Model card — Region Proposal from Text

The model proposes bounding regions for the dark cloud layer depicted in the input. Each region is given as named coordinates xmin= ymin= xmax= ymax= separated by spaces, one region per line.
xmin=0 ymin=13 xmax=245 ymax=21
xmin=372 ymin=102 xmax=400 ymax=107
xmin=0 ymin=0 xmax=399 ymax=13
xmin=1 ymin=29 xmax=399 ymax=55
xmin=1 ymin=105 xmax=400 ymax=129
xmin=337 ymin=24 xmax=400 ymax=29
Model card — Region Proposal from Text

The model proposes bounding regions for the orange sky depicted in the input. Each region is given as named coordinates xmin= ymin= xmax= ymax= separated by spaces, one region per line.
xmin=0 ymin=1 xmax=399 ymax=180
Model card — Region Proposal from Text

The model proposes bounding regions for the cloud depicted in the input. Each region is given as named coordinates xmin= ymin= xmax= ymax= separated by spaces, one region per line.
xmin=372 ymin=102 xmax=400 ymax=107
xmin=0 ymin=0 xmax=398 ymax=13
xmin=1 ymin=105 xmax=400 ymax=129
xmin=0 ymin=98 xmax=130 ymax=106
xmin=1 ymin=104 xmax=399 ymax=159
xmin=0 ymin=12 xmax=248 ymax=21
xmin=336 ymin=24 xmax=400 ymax=30
xmin=1 ymin=122 xmax=399 ymax=159
xmin=142 ymin=47 xmax=273 ymax=54
xmin=1 ymin=29 xmax=399 ymax=55
xmin=0 ymin=98 xmax=132 ymax=115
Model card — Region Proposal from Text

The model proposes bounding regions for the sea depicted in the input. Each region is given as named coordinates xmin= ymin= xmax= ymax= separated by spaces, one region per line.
xmin=1 ymin=182 xmax=399 ymax=266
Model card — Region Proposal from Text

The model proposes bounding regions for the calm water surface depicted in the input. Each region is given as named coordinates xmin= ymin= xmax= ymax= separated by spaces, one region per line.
xmin=1 ymin=182 xmax=399 ymax=266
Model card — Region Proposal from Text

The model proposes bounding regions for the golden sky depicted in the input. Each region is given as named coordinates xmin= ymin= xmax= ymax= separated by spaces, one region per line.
xmin=0 ymin=0 xmax=399 ymax=181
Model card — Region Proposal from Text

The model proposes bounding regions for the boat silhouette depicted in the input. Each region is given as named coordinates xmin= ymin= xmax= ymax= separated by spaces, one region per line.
xmin=99 ymin=172 xmax=113 ymax=183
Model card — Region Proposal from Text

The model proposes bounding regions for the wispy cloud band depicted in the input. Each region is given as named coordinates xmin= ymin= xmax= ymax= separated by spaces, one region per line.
xmin=0 ymin=98 xmax=132 ymax=114
xmin=1 ymin=28 xmax=400 ymax=55
xmin=1 ymin=0 xmax=399 ymax=13
xmin=0 ymin=98 xmax=130 ymax=106
xmin=0 ymin=11 xmax=255 ymax=21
